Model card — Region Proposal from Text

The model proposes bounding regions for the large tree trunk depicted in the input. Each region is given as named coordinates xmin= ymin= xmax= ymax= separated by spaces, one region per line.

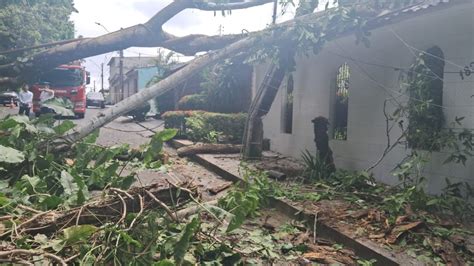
xmin=64 ymin=30 xmax=282 ymax=143
xmin=242 ymin=0 xmax=320 ymax=160
xmin=7 ymin=0 xmax=377 ymax=145
xmin=63 ymin=1 xmax=324 ymax=144
xmin=0 ymin=0 xmax=273 ymax=80
xmin=177 ymin=143 xmax=242 ymax=156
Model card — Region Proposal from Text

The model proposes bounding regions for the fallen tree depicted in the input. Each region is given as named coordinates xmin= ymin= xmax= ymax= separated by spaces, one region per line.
xmin=61 ymin=2 xmax=366 ymax=144
xmin=2 ymin=0 xmax=426 ymax=150
xmin=18 ymin=182 xmax=197 ymax=235
xmin=177 ymin=143 xmax=242 ymax=156
xmin=0 ymin=0 xmax=273 ymax=80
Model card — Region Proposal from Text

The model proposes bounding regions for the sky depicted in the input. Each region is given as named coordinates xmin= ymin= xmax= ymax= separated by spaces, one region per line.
xmin=70 ymin=0 xmax=298 ymax=91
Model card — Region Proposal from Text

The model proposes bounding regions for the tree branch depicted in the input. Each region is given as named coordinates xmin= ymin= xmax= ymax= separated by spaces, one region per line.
xmin=160 ymin=33 xmax=245 ymax=56
xmin=0 ymin=0 xmax=274 ymax=80
xmin=192 ymin=0 xmax=274 ymax=11
xmin=64 ymin=27 xmax=285 ymax=143
xmin=0 ymin=38 xmax=87 ymax=56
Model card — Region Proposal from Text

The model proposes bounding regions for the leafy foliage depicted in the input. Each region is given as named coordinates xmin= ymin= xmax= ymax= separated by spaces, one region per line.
xmin=0 ymin=115 xmax=177 ymax=213
xmin=41 ymin=97 xmax=75 ymax=116
xmin=301 ymin=150 xmax=333 ymax=181
xmin=199 ymin=59 xmax=252 ymax=113
xmin=142 ymin=128 xmax=177 ymax=167
xmin=0 ymin=0 xmax=75 ymax=65
xmin=405 ymin=46 xmax=445 ymax=150
xmin=218 ymin=168 xmax=279 ymax=232
xmin=163 ymin=110 xmax=247 ymax=143
xmin=185 ymin=115 xmax=221 ymax=143
xmin=177 ymin=94 xmax=208 ymax=111
xmin=0 ymin=115 xmax=137 ymax=209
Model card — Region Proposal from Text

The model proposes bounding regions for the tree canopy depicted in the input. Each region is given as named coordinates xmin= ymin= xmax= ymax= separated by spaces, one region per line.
xmin=0 ymin=0 xmax=75 ymax=63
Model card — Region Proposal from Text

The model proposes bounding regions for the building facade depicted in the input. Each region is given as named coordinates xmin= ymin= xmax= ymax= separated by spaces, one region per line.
xmin=253 ymin=1 xmax=474 ymax=193
xmin=107 ymin=56 xmax=158 ymax=104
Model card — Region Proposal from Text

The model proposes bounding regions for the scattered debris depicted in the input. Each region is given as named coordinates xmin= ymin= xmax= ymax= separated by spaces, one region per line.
xmin=177 ymin=143 xmax=242 ymax=156
xmin=208 ymin=181 xmax=233 ymax=195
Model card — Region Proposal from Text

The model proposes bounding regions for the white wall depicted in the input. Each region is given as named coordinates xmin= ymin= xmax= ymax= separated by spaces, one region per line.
xmin=256 ymin=3 xmax=474 ymax=193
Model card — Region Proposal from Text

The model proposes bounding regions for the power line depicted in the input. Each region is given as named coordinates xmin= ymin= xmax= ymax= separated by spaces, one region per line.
xmin=389 ymin=28 xmax=464 ymax=70
xmin=326 ymin=49 xmax=460 ymax=81
xmin=333 ymin=41 xmax=473 ymax=110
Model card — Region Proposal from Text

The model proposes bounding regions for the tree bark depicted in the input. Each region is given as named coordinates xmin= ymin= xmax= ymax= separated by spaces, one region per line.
xmin=177 ymin=143 xmax=242 ymax=156
xmin=0 ymin=0 xmax=273 ymax=80
xmin=242 ymin=0 xmax=319 ymax=160
xmin=64 ymin=29 xmax=284 ymax=143
xmin=64 ymin=3 xmax=323 ymax=144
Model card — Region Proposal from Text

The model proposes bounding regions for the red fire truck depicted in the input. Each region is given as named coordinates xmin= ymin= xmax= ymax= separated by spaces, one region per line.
xmin=31 ymin=62 xmax=90 ymax=118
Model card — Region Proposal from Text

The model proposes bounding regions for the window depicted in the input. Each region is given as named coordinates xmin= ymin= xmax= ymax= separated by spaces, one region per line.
xmin=406 ymin=46 xmax=444 ymax=150
xmin=333 ymin=63 xmax=350 ymax=140
xmin=281 ymin=74 xmax=294 ymax=134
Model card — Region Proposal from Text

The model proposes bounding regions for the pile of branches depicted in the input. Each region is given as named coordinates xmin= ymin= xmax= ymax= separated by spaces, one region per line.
xmin=0 ymin=181 xmax=197 ymax=265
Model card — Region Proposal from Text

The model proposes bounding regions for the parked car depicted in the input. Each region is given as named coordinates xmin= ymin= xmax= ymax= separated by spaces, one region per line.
xmin=0 ymin=91 xmax=18 ymax=106
xmin=86 ymin=92 xmax=105 ymax=108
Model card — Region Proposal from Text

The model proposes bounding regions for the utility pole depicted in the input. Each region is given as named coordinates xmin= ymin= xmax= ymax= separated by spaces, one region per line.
xmin=272 ymin=0 xmax=277 ymax=24
xmin=100 ymin=63 xmax=104 ymax=92
xmin=119 ymin=49 xmax=124 ymax=101
xmin=93 ymin=80 xmax=96 ymax=92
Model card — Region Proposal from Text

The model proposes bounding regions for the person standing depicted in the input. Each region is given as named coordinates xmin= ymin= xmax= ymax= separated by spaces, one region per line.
xmin=39 ymin=84 xmax=55 ymax=115
xmin=18 ymin=84 xmax=33 ymax=116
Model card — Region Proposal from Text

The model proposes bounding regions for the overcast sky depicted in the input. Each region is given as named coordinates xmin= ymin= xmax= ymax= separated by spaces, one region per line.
xmin=71 ymin=0 xmax=298 ymax=91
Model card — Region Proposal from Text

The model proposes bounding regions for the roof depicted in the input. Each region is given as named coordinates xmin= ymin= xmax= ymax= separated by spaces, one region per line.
xmin=291 ymin=0 xmax=467 ymax=46
xmin=371 ymin=0 xmax=457 ymax=24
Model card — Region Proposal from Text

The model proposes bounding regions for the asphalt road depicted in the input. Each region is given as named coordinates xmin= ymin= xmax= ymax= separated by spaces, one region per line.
xmin=0 ymin=105 xmax=165 ymax=148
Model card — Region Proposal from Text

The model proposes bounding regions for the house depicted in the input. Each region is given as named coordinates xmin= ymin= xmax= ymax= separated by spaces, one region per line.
xmin=122 ymin=66 xmax=165 ymax=114
xmin=252 ymin=0 xmax=474 ymax=193
xmin=123 ymin=66 xmax=164 ymax=99
xmin=107 ymin=56 xmax=158 ymax=104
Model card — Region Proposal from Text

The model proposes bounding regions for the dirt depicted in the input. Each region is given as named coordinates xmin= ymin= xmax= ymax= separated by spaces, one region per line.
xmin=200 ymin=208 xmax=358 ymax=265
xmin=193 ymin=151 xmax=474 ymax=265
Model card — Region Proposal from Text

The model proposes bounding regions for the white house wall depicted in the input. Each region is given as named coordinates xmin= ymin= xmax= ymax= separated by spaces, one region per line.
xmin=257 ymin=3 xmax=474 ymax=193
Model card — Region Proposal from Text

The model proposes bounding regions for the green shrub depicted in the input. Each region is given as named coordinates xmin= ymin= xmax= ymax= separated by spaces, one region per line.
xmin=178 ymin=94 xmax=207 ymax=110
xmin=185 ymin=115 xmax=221 ymax=143
xmin=161 ymin=111 xmax=246 ymax=143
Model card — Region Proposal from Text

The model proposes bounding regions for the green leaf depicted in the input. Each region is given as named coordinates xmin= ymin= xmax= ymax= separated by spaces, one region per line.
xmin=2 ymin=115 xmax=38 ymax=133
xmin=226 ymin=206 xmax=246 ymax=232
xmin=174 ymin=217 xmax=200 ymax=265
xmin=60 ymin=170 xmax=79 ymax=196
xmin=42 ymin=97 xmax=75 ymax=116
xmin=83 ymin=130 xmax=99 ymax=144
xmin=63 ymin=225 xmax=97 ymax=245
xmin=36 ymin=124 xmax=56 ymax=134
xmin=155 ymin=128 xmax=178 ymax=142
xmin=54 ymin=120 xmax=75 ymax=135
xmin=40 ymin=195 xmax=63 ymax=209
xmin=0 ymin=144 xmax=25 ymax=163
xmin=0 ymin=194 xmax=10 ymax=207
xmin=154 ymin=260 xmax=175 ymax=266
xmin=426 ymin=199 xmax=438 ymax=206
xmin=119 ymin=230 xmax=142 ymax=248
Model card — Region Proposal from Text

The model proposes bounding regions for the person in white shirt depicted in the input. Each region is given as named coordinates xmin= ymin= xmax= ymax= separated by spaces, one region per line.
xmin=18 ymin=84 xmax=33 ymax=116
xmin=39 ymin=84 xmax=55 ymax=115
